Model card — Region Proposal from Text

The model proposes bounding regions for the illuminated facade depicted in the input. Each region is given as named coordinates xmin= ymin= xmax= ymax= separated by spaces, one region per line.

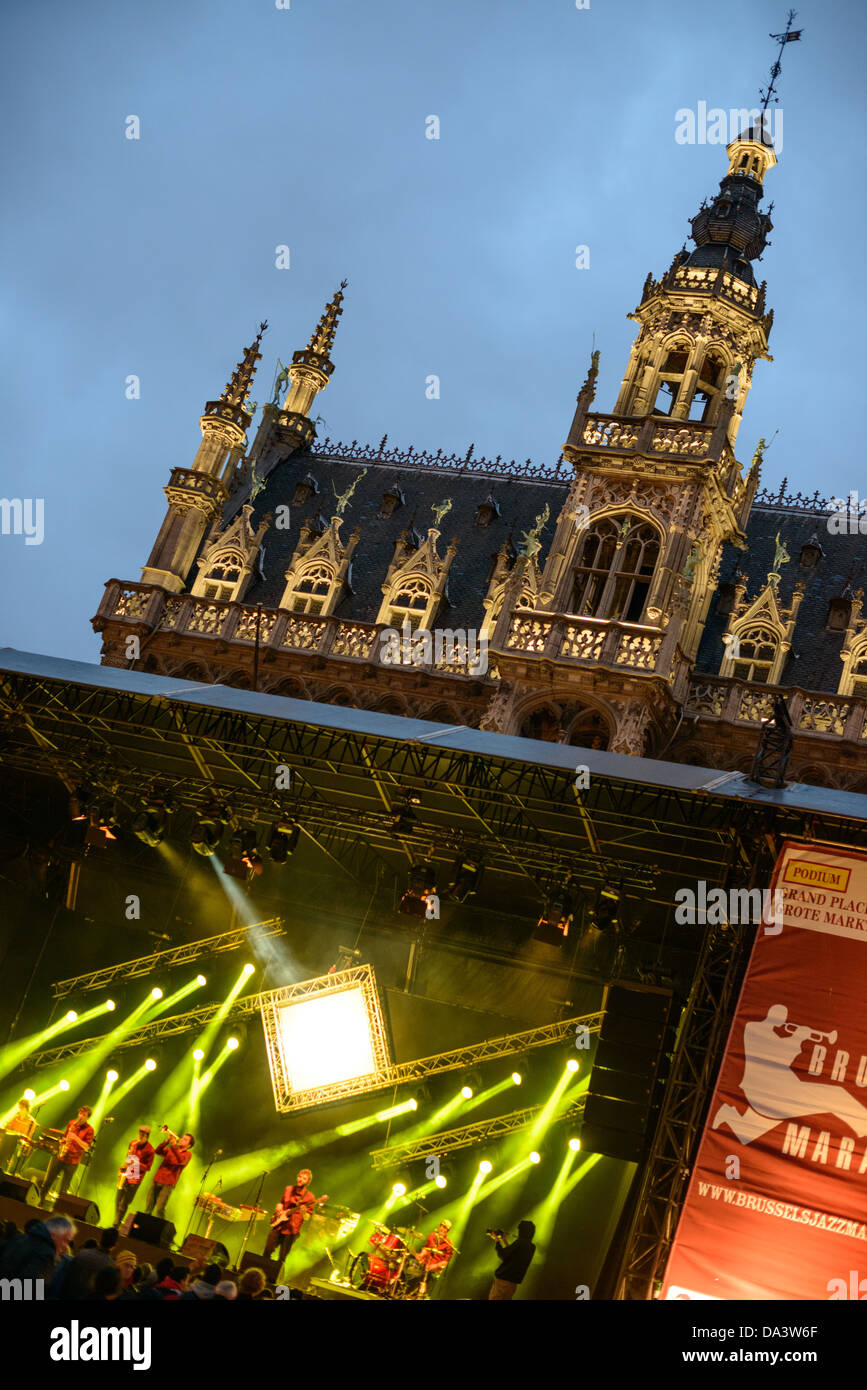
xmin=93 ymin=130 xmax=867 ymax=793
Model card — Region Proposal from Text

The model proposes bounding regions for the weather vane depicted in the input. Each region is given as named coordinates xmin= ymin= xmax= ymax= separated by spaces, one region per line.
xmin=760 ymin=10 xmax=803 ymax=114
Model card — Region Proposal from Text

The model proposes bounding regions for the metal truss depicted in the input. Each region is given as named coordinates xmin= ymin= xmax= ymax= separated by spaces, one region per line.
xmin=261 ymin=966 xmax=393 ymax=1114
xmin=50 ymin=918 xmax=286 ymax=998
xmin=369 ymin=1096 xmax=587 ymax=1169
xmin=613 ymin=916 xmax=756 ymax=1298
xmin=0 ymin=665 xmax=813 ymax=904
xmin=29 ymin=993 xmax=264 ymax=1069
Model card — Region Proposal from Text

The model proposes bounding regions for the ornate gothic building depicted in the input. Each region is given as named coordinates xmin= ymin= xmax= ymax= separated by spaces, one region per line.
xmin=93 ymin=128 xmax=867 ymax=793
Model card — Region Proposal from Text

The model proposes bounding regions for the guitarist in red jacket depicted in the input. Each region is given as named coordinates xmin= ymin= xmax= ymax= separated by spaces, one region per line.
xmin=263 ymin=1168 xmax=327 ymax=1267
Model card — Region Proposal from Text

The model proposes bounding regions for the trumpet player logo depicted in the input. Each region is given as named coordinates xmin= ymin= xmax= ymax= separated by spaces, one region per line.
xmin=713 ymin=1005 xmax=867 ymax=1146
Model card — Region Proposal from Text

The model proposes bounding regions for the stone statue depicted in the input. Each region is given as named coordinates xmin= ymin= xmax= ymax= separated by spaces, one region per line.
xmin=271 ymin=358 xmax=291 ymax=407
xmin=771 ymin=531 xmax=790 ymax=574
xmin=431 ymin=497 xmax=452 ymax=528
xmin=519 ymin=504 xmax=550 ymax=559
xmin=249 ymin=461 xmax=266 ymax=502
xmin=683 ymin=540 xmax=704 ymax=584
xmin=333 ymin=467 xmax=368 ymax=516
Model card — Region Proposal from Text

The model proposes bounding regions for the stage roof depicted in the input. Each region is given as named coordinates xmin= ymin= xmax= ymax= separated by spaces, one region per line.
xmin=1 ymin=649 xmax=865 ymax=911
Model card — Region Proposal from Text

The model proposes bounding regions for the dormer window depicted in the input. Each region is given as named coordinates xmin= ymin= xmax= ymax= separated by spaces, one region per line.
xmin=474 ymin=494 xmax=500 ymax=527
xmin=380 ymin=486 xmax=405 ymax=518
xmin=799 ymin=535 xmax=825 ymax=569
xmin=291 ymin=474 xmax=319 ymax=508
xmin=288 ymin=563 xmax=334 ymax=615
xmin=827 ymin=596 xmax=852 ymax=632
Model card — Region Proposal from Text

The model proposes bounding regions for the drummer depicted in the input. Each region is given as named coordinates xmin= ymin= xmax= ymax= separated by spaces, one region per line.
xmin=0 ymin=1098 xmax=37 ymax=1175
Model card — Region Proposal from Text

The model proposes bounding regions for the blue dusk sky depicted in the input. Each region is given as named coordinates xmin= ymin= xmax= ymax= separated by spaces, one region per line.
xmin=1 ymin=0 xmax=864 ymax=661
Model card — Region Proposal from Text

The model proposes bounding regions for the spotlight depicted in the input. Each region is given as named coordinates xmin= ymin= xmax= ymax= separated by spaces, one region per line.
xmin=196 ymin=975 xmax=206 ymax=986
xmin=479 ymin=1159 xmax=493 ymax=1174
xmin=193 ymin=1048 xmax=205 ymax=1061
xmin=461 ymin=1085 xmax=473 ymax=1100
xmin=534 ymin=872 xmax=579 ymax=945
xmin=435 ymin=1174 xmax=447 ymax=1188
xmin=59 ymin=1080 xmax=70 ymax=1091
xmin=511 ymin=1071 xmax=522 ymax=1086
xmin=191 ymin=807 xmax=225 ymax=857
xmin=227 ymin=1037 xmax=239 ymax=1051
xmin=445 ymin=854 xmax=483 ymax=903
xmin=68 ymin=785 xmax=91 ymax=821
xmin=151 ymin=987 xmax=163 ymax=1000
xmin=242 ymin=963 xmax=256 ymax=977
xmin=390 ymin=791 xmax=421 ymax=836
xmin=105 ymin=1000 xmax=116 ymax=1011
xmin=106 ymin=1070 xmax=119 ymax=1083
xmin=65 ymin=1010 xmax=78 ymax=1023
xmin=409 ymin=1098 xmax=418 ymax=1111
xmin=223 ymin=829 xmax=263 ymax=881
xmin=23 ymin=1089 xmax=36 ymax=1102
xmin=569 ymin=1137 xmax=581 ymax=1152
xmin=85 ymin=800 xmax=120 ymax=848
xmin=588 ymin=883 xmax=621 ymax=932
xmin=566 ymin=1058 xmax=580 ymax=1074
xmin=399 ymin=860 xmax=437 ymax=918
xmin=392 ymin=1182 xmax=406 ymax=1197
xmin=529 ymin=1151 xmax=541 ymax=1164
xmin=132 ymin=801 xmax=171 ymax=847
xmin=267 ymin=819 xmax=300 ymax=864
xmin=144 ymin=1059 xmax=157 ymax=1072
xmin=460 ymin=1070 xmax=481 ymax=1101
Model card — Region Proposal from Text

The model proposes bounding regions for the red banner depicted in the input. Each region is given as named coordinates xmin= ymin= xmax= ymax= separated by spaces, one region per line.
xmin=661 ymin=840 xmax=867 ymax=1301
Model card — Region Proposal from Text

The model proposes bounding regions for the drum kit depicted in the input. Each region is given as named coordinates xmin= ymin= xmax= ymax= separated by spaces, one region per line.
xmin=346 ymin=1220 xmax=454 ymax=1300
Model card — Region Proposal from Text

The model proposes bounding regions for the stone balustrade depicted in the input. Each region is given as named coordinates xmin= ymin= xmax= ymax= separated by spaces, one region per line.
xmin=686 ymin=676 xmax=867 ymax=743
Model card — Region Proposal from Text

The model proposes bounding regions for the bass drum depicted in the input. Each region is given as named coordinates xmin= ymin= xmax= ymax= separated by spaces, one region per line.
xmin=348 ymin=1251 xmax=390 ymax=1292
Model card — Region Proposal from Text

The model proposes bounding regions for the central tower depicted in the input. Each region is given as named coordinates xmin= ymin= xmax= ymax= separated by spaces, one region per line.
xmin=488 ymin=126 xmax=777 ymax=754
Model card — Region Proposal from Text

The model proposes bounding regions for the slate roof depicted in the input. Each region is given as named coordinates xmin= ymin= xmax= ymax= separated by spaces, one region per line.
xmin=210 ymin=444 xmax=864 ymax=695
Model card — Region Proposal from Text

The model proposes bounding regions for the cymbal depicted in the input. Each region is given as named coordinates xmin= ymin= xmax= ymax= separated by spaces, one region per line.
xmin=395 ymin=1227 xmax=424 ymax=1239
xmin=368 ymin=1218 xmax=391 ymax=1230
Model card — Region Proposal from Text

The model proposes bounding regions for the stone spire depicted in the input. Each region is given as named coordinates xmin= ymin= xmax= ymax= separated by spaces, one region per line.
xmin=205 ymin=320 xmax=268 ymax=432
xmin=281 ymin=283 xmax=348 ymax=424
xmin=305 ymin=281 xmax=348 ymax=360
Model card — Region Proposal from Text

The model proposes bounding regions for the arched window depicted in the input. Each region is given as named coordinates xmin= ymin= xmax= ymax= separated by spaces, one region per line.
xmin=568 ymin=710 xmax=610 ymax=750
xmin=201 ymin=550 xmax=244 ymax=601
xmin=387 ymin=576 xmax=432 ymax=630
xmin=520 ymin=706 xmax=562 ymax=743
xmin=288 ymin=563 xmax=334 ymax=615
xmin=688 ymin=353 xmax=725 ymax=422
xmin=729 ymin=626 xmax=778 ymax=683
xmin=652 ymin=348 xmax=689 ymax=416
xmin=849 ymin=654 xmax=867 ymax=698
xmin=571 ymin=516 xmax=660 ymax=623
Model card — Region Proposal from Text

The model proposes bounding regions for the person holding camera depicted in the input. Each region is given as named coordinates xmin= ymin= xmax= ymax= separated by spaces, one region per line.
xmin=486 ymin=1219 xmax=536 ymax=1300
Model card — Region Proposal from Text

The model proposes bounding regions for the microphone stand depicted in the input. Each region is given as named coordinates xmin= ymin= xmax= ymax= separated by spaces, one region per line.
xmin=237 ymin=1168 xmax=269 ymax=1269
xmin=184 ymin=1148 xmax=220 ymax=1243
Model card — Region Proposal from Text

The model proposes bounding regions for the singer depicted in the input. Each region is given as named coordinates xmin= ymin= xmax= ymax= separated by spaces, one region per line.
xmin=144 ymin=1129 xmax=194 ymax=1218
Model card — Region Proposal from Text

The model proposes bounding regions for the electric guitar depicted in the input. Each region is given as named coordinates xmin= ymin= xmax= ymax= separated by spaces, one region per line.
xmin=270 ymin=1193 xmax=330 ymax=1231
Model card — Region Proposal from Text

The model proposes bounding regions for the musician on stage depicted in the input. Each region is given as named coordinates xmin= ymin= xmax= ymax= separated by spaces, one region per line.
xmin=114 ymin=1124 xmax=156 ymax=1227
xmin=413 ymin=1218 xmax=455 ymax=1295
xmin=263 ymin=1168 xmax=320 ymax=1268
xmin=37 ymin=1105 xmax=94 ymax=1205
xmin=144 ymin=1130 xmax=194 ymax=1218
xmin=0 ymin=1097 xmax=37 ymax=1175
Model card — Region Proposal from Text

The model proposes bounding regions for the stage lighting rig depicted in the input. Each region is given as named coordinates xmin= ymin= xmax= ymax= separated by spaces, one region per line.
xmin=398 ymin=859 xmax=437 ymax=918
xmin=445 ymin=854 xmax=483 ymax=903
xmin=223 ymin=828 xmax=264 ymax=881
xmin=533 ymin=871 xmax=579 ymax=945
xmin=267 ymin=819 xmax=300 ymax=864
xmin=587 ymin=883 xmax=621 ymax=932
xmin=132 ymin=798 xmax=173 ymax=847
xmin=390 ymin=791 xmax=421 ymax=837
xmin=192 ymin=805 xmax=228 ymax=857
